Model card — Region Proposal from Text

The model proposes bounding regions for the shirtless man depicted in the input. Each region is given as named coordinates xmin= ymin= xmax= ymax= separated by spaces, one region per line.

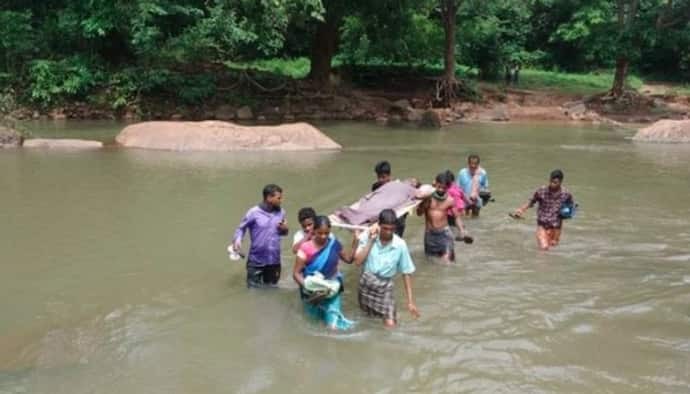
xmin=417 ymin=172 xmax=457 ymax=263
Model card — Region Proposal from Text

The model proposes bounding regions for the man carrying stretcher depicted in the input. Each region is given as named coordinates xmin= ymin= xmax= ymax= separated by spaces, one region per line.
xmin=417 ymin=172 xmax=472 ymax=264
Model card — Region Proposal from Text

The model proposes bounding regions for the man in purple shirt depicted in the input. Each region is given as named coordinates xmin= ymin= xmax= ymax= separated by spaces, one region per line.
xmin=232 ymin=184 xmax=289 ymax=288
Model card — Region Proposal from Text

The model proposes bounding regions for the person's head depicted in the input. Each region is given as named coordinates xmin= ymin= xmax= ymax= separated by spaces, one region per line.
xmin=443 ymin=170 xmax=455 ymax=185
xmin=549 ymin=169 xmax=564 ymax=190
xmin=262 ymin=184 xmax=283 ymax=207
xmin=434 ymin=172 xmax=451 ymax=194
xmin=374 ymin=161 xmax=392 ymax=184
xmin=378 ymin=209 xmax=397 ymax=241
xmin=467 ymin=154 xmax=480 ymax=173
xmin=312 ymin=215 xmax=331 ymax=245
xmin=297 ymin=207 xmax=317 ymax=233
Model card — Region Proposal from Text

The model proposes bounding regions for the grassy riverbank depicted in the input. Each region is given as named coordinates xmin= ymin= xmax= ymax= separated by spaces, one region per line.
xmin=3 ymin=57 xmax=688 ymax=124
xmin=508 ymin=69 xmax=644 ymax=95
xmin=224 ymin=57 xmax=652 ymax=96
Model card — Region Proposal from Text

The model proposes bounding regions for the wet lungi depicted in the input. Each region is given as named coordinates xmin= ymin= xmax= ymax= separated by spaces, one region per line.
xmin=424 ymin=226 xmax=455 ymax=261
xmin=358 ymin=271 xmax=396 ymax=321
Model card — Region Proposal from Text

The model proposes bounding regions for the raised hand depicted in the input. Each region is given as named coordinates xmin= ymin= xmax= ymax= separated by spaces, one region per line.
xmin=278 ymin=219 xmax=288 ymax=232
xmin=368 ymin=225 xmax=379 ymax=240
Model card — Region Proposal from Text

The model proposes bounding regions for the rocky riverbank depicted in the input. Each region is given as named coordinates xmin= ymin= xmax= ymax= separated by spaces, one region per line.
xmin=0 ymin=126 xmax=23 ymax=148
xmin=6 ymin=85 xmax=690 ymax=128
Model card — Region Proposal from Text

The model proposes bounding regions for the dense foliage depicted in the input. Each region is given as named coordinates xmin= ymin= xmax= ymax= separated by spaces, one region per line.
xmin=0 ymin=0 xmax=688 ymax=108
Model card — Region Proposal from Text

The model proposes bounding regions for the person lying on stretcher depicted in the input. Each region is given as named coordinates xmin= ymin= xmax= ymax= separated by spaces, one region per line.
xmin=333 ymin=178 xmax=434 ymax=226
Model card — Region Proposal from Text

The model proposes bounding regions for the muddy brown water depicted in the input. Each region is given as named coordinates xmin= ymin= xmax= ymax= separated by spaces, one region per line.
xmin=1 ymin=121 xmax=690 ymax=393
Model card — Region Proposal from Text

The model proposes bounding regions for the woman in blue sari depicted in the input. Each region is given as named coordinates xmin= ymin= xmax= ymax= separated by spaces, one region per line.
xmin=292 ymin=216 xmax=357 ymax=330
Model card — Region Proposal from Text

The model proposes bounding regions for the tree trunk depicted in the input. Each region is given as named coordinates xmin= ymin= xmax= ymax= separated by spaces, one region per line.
xmin=437 ymin=0 xmax=458 ymax=107
xmin=611 ymin=56 xmax=629 ymax=97
xmin=611 ymin=0 xmax=636 ymax=97
xmin=308 ymin=17 xmax=340 ymax=86
xmin=443 ymin=1 xmax=457 ymax=83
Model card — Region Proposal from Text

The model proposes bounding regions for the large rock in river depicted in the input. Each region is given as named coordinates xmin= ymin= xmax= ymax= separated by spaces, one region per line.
xmin=115 ymin=121 xmax=342 ymax=151
xmin=633 ymin=120 xmax=690 ymax=143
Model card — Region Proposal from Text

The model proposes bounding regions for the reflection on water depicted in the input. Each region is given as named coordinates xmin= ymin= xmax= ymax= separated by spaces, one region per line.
xmin=121 ymin=149 xmax=342 ymax=172
xmin=1 ymin=121 xmax=690 ymax=393
xmin=631 ymin=141 xmax=690 ymax=168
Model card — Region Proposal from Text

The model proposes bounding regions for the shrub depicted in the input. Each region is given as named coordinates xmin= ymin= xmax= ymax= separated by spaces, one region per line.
xmin=108 ymin=68 xmax=216 ymax=109
xmin=174 ymin=73 xmax=216 ymax=104
xmin=28 ymin=57 xmax=103 ymax=107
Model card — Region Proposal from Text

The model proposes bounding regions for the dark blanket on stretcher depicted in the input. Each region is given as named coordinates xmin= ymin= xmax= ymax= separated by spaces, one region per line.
xmin=334 ymin=181 xmax=417 ymax=225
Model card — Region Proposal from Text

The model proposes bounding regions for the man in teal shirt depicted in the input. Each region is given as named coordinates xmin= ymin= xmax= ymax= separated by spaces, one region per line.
xmin=457 ymin=154 xmax=489 ymax=217
xmin=354 ymin=209 xmax=420 ymax=328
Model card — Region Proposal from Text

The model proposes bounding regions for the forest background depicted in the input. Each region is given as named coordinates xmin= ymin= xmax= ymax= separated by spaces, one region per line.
xmin=1 ymin=0 xmax=689 ymax=118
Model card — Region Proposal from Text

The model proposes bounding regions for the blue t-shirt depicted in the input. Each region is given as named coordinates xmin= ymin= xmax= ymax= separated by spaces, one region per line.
xmin=457 ymin=168 xmax=489 ymax=208
xmin=356 ymin=231 xmax=415 ymax=278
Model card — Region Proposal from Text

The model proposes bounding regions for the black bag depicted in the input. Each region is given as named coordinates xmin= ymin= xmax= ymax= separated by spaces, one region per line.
xmin=479 ymin=190 xmax=494 ymax=205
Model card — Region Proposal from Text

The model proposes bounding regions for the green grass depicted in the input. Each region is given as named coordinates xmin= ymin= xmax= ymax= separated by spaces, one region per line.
xmin=224 ymin=58 xmax=310 ymax=79
xmin=222 ymin=58 xmax=686 ymax=97
xmin=225 ymin=57 xmax=447 ymax=79
xmin=505 ymin=69 xmax=643 ymax=95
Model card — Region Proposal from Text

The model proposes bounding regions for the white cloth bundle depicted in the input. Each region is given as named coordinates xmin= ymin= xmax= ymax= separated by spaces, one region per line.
xmin=303 ymin=272 xmax=340 ymax=298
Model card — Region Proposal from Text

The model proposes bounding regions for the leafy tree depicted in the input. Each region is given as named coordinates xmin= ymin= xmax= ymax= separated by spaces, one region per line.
xmin=639 ymin=23 xmax=690 ymax=80
xmin=28 ymin=56 xmax=103 ymax=106
xmin=457 ymin=0 xmax=533 ymax=80
xmin=338 ymin=6 xmax=442 ymax=65
xmin=547 ymin=0 xmax=690 ymax=96
xmin=4 ymin=0 xmax=690 ymax=110
xmin=0 ymin=10 xmax=35 ymax=73
xmin=306 ymin=0 xmax=420 ymax=85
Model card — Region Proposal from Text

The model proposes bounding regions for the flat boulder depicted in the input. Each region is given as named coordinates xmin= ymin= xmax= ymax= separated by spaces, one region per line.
xmin=23 ymin=138 xmax=103 ymax=148
xmin=633 ymin=120 xmax=690 ymax=143
xmin=115 ymin=121 xmax=342 ymax=151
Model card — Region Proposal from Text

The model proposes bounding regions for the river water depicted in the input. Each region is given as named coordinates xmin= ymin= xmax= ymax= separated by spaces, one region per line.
xmin=1 ymin=121 xmax=689 ymax=393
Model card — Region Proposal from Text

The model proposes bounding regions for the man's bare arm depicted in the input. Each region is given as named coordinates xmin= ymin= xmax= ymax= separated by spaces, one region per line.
xmin=416 ymin=198 xmax=430 ymax=216
xmin=402 ymin=274 xmax=420 ymax=319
